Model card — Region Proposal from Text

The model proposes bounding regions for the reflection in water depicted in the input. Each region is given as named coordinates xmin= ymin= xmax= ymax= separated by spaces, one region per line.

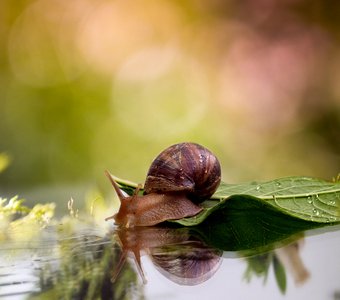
xmin=112 ymin=225 xmax=311 ymax=289
xmin=113 ymin=226 xmax=222 ymax=285
xmin=35 ymin=228 xmax=143 ymax=299
xmin=0 ymin=219 xmax=316 ymax=298
xmin=151 ymin=241 xmax=222 ymax=286
xmin=275 ymin=241 xmax=310 ymax=285
xmin=244 ymin=241 xmax=310 ymax=294
xmin=0 ymin=221 xmax=143 ymax=299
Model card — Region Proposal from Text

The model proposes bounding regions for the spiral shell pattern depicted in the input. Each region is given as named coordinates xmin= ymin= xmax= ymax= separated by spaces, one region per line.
xmin=144 ymin=143 xmax=221 ymax=203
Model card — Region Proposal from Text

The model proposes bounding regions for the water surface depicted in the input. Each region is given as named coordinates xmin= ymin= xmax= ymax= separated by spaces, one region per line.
xmin=0 ymin=219 xmax=339 ymax=300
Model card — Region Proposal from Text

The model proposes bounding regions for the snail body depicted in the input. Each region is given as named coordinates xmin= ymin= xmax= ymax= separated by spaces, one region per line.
xmin=106 ymin=142 xmax=221 ymax=227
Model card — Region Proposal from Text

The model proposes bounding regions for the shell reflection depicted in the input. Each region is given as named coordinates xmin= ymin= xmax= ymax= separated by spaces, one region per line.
xmin=150 ymin=240 xmax=222 ymax=285
xmin=113 ymin=226 xmax=222 ymax=285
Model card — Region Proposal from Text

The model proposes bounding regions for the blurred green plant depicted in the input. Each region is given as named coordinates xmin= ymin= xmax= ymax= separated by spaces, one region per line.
xmin=0 ymin=195 xmax=30 ymax=216
xmin=0 ymin=196 xmax=54 ymax=223
xmin=244 ymin=253 xmax=287 ymax=295
xmin=28 ymin=218 xmax=142 ymax=300
xmin=10 ymin=201 xmax=55 ymax=227
xmin=0 ymin=196 xmax=55 ymax=242
xmin=0 ymin=153 xmax=10 ymax=173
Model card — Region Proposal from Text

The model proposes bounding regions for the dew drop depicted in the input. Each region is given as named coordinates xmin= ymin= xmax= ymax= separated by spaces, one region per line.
xmin=329 ymin=200 xmax=336 ymax=205
xmin=307 ymin=196 xmax=313 ymax=204
xmin=276 ymin=182 xmax=281 ymax=187
xmin=256 ymin=186 xmax=261 ymax=191
xmin=329 ymin=216 xmax=337 ymax=222
xmin=313 ymin=209 xmax=320 ymax=216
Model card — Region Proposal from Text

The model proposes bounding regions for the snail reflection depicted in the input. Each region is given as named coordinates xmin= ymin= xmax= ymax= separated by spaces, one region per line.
xmin=104 ymin=143 xmax=222 ymax=284
xmin=112 ymin=225 xmax=310 ymax=289
xmin=112 ymin=226 xmax=223 ymax=285
xmin=28 ymin=220 xmax=311 ymax=299
xmin=103 ymin=142 xmax=311 ymax=288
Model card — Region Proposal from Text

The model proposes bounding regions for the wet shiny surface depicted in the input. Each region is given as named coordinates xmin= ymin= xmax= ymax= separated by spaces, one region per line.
xmin=0 ymin=220 xmax=339 ymax=300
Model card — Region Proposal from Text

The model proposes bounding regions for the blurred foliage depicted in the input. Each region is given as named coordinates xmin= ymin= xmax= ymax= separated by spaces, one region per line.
xmin=0 ymin=195 xmax=30 ymax=217
xmin=0 ymin=196 xmax=55 ymax=224
xmin=0 ymin=195 xmax=55 ymax=243
xmin=29 ymin=223 xmax=142 ymax=300
xmin=244 ymin=254 xmax=271 ymax=283
xmin=0 ymin=153 xmax=10 ymax=173
xmin=0 ymin=189 xmax=141 ymax=298
xmin=244 ymin=253 xmax=287 ymax=295
xmin=0 ymin=0 xmax=339 ymax=206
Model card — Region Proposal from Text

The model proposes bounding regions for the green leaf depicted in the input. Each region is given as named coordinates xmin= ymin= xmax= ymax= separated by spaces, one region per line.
xmin=188 ymin=195 xmax=316 ymax=254
xmin=112 ymin=175 xmax=140 ymax=196
xmin=112 ymin=176 xmax=340 ymax=255
xmin=175 ymin=176 xmax=340 ymax=226
xmin=114 ymin=176 xmax=340 ymax=226
xmin=244 ymin=254 xmax=272 ymax=283
xmin=273 ymin=256 xmax=287 ymax=294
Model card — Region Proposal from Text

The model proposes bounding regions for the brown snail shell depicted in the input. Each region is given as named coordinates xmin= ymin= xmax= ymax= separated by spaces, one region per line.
xmin=105 ymin=142 xmax=221 ymax=227
xmin=144 ymin=142 xmax=221 ymax=203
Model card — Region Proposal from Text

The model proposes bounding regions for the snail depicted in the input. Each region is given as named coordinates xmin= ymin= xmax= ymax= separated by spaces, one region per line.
xmin=105 ymin=142 xmax=221 ymax=227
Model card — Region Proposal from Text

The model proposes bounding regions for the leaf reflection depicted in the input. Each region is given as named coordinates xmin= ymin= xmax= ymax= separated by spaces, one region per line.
xmin=244 ymin=241 xmax=310 ymax=295
xmin=111 ymin=223 xmax=311 ymax=290
xmin=2 ymin=218 xmax=338 ymax=298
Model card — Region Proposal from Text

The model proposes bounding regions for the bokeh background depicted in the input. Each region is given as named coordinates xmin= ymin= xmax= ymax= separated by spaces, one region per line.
xmin=0 ymin=0 xmax=339 ymax=207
